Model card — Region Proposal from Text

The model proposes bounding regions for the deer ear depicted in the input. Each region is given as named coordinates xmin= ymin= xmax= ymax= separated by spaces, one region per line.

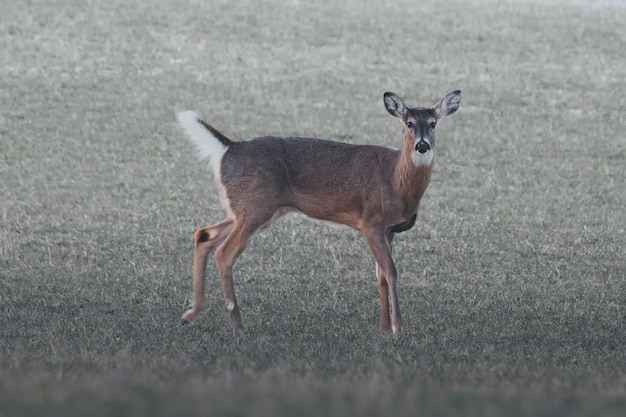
xmin=434 ymin=90 xmax=461 ymax=118
xmin=384 ymin=92 xmax=408 ymax=119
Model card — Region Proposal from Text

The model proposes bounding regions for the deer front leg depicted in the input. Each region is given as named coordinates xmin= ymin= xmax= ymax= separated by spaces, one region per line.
xmin=181 ymin=219 xmax=234 ymax=325
xmin=376 ymin=262 xmax=392 ymax=333
xmin=375 ymin=232 xmax=396 ymax=333
xmin=365 ymin=230 xmax=402 ymax=336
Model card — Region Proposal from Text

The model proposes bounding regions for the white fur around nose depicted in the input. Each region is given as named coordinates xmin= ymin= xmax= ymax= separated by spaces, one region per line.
xmin=411 ymin=150 xmax=434 ymax=167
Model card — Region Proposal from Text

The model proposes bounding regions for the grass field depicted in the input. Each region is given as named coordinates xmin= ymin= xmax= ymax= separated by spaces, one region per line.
xmin=1 ymin=0 xmax=625 ymax=415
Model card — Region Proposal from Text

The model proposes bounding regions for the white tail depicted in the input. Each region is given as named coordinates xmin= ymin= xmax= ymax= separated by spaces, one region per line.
xmin=178 ymin=90 xmax=461 ymax=335
xmin=177 ymin=111 xmax=230 ymax=181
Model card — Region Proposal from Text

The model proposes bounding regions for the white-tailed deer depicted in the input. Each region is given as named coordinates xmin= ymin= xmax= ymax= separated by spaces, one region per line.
xmin=177 ymin=90 xmax=461 ymax=335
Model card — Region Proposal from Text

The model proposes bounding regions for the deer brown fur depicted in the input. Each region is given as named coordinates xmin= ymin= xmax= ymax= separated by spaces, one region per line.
xmin=178 ymin=90 xmax=461 ymax=335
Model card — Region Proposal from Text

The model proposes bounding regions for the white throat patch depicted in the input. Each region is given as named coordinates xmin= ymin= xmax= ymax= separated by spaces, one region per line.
xmin=411 ymin=150 xmax=434 ymax=167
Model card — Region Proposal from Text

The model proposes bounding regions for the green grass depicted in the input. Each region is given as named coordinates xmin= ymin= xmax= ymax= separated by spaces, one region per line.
xmin=1 ymin=0 xmax=625 ymax=415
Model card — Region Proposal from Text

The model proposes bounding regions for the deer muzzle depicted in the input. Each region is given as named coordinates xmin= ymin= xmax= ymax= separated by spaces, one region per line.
xmin=415 ymin=140 xmax=430 ymax=154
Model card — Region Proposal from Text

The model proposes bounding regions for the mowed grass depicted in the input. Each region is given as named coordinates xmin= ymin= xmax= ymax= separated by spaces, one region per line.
xmin=1 ymin=0 xmax=625 ymax=415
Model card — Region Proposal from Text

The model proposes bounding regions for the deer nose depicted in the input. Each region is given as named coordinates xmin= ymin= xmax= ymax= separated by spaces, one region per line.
xmin=415 ymin=140 xmax=430 ymax=154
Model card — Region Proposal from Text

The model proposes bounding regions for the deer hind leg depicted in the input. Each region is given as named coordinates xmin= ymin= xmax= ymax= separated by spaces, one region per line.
xmin=214 ymin=220 xmax=263 ymax=330
xmin=366 ymin=230 xmax=402 ymax=336
xmin=181 ymin=218 xmax=234 ymax=325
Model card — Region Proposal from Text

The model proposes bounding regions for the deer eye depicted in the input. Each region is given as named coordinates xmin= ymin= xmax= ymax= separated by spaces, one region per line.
xmin=430 ymin=121 xmax=437 ymax=129
xmin=406 ymin=121 xmax=414 ymax=129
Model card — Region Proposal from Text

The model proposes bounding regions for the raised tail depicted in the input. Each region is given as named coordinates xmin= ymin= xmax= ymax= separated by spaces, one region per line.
xmin=177 ymin=111 xmax=232 ymax=179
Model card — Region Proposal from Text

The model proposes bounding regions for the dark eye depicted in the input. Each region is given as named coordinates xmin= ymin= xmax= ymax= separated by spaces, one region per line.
xmin=430 ymin=122 xmax=437 ymax=129
xmin=406 ymin=121 xmax=414 ymax=129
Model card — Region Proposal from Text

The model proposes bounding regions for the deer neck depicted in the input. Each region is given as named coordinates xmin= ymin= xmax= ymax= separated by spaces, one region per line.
xmin=393 ymin=136 xmax=433 ymax=209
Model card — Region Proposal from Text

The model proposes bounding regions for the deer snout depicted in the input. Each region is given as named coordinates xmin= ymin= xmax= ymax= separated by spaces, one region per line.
xmin=415 ymin=140 xmax=430 ymax=154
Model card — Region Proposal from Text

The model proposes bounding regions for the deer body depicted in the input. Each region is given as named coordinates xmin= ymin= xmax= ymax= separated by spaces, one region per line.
xmin=178 ymin=91 xmax=461 ymax=335
xmin=222 ymin=138 xmax=424 ymax=230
